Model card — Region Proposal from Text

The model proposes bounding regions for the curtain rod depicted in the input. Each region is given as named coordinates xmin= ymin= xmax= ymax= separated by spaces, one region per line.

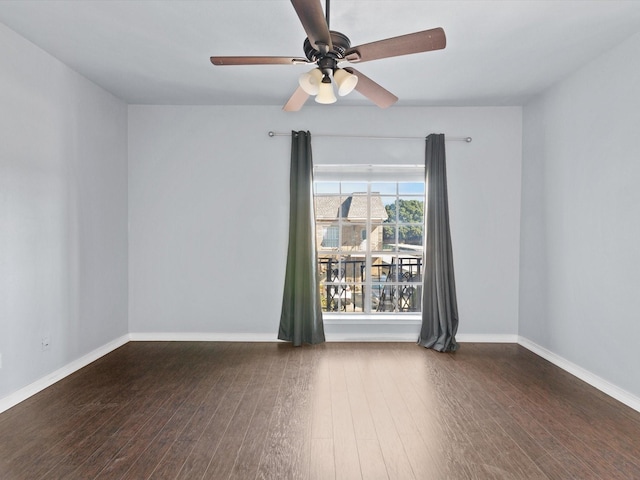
xmin=267 ymin=131 xmax=472 ymax=142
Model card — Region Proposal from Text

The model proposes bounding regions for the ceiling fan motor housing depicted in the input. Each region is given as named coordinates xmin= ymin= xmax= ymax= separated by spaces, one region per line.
xmin=303 ymin=30 xmax=351 ymax=63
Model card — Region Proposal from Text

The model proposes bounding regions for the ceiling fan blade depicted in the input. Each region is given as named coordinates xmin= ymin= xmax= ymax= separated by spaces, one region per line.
xmin=345 ymin=68 xmax=398 ymax=109
xmin=283 ymin=86 xmax=310 ymax=112
xmin=290 ymin=0 xmax=332 ymax=52
xmin=211 ymin=56 xmax=309 ymax=66
xmin=345 ymin=27 xmax=446 ymax=63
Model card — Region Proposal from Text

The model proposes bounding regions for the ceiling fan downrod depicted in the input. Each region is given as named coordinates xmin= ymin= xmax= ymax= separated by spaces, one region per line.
xmin=325 ymin=0 xmax=330 ymax=29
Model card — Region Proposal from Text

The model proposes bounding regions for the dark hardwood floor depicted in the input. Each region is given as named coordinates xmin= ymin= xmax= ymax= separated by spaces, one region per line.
xmin=1 ymin=341 xmax=639 ymax=479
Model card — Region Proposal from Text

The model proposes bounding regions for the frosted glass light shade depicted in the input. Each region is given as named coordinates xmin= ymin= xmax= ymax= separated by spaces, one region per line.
xmin=298 ymin=68 xmax=323 ymax=95
xmin=315 ymin=80 xmax=337 ymax=104
xmin=333 ymin=68 xmax=358 ymax=96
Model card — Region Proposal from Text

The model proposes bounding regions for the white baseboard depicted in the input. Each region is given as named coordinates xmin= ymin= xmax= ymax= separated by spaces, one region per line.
xmin=325 ymin=333 xmax=519 ymax=343
xmin=128 ymin=332 xmax=278 ymax=342
xmin=128 ymin=331 xmax=518 ymax=344
xmin=0 ymin=334 xmax=130 ymax=414
xmin=129 ymin=331 xmax=408 ymax=343
xmin=457 ymin=334 xmax=519 ymax=343
xmin=518 ymin=336 xmax=640 ymax=413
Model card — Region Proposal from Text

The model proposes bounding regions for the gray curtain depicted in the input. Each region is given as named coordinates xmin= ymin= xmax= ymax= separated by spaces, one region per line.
xmin=418 ymin=134 xmax=459 ymax=352
xmin=278 ymin=131 xmax=325 ymax=346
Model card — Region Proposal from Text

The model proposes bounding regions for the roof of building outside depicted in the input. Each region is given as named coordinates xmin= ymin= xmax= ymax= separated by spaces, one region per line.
xmin=315 ymin=193 xmax=388 ymax=221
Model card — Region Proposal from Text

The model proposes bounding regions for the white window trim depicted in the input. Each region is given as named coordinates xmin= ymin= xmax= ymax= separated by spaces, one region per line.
xmin=314 ymin=164 xmax=425 ymax=182
xmin=323 ymin=313 xmax=422 ymax=325
xmin=315 ymin=165 xmax=425 ymax=317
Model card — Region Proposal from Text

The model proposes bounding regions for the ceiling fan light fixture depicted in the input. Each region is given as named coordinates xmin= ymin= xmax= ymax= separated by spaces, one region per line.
xmin=298 ymin=68 xmax=323 ymax=95
xmin=315 ymin=78 xmax=337 ymax=104
xmin=334 ymin=68 xmax=358 ymax=96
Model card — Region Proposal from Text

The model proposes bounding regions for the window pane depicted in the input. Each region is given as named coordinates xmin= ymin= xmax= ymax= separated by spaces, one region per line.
xmin=370 ymin=182 xmax=397 ymax=195
xmin=339 ymin=195 xmax=353 ymax=220
xmin=341 ymin=257 xmax=366 ymax=284
xmin=344 ymin=193 xmax=368 ymax=221
xmin=370 ymin=286 xmax=383 ymax=311
xmin=319 ymin=225 xmax=340 ymax=249
xmin=397 ymin=197 xmax=424 ymax=224
xmin=341 ymin=182 xmax=368 ymax=194
xmin=315 ymin=182 xmax=340 ymax=194
xmin=344 ymin=257 xmax=364 ymax=313
xmin=368 ymin=224 xmax=385 ymax=251
xmin=318 ymin=255 xmax=350 ymax=312
xmin=398 ymin=182 xmax=425 ymax=195
xmin=381 ymin=197 xmax=397 ymax=222
xmin=391 ymin=258 xmax=402 ymax=282
xmin=398 ymin=225 xmax=423 ymax=246
xmin=374 ymin=283 xmax=398 ymax=312
xmin=342 ymin=223 xmax=366 ymax=251
xmin=369 ymin=258 xmax=389 ymax=283
xmin=315 ymin=196 xmax=341 ymax=225
xmin=397 ymin=284 xmax=421 ymax=312
xmin=318 ymin=255 xmax=341 ymax=283
xmin=380 ymin=226 xmax=397 ymax=251
xmin=398 ymin=256 xmax=423 ymax=282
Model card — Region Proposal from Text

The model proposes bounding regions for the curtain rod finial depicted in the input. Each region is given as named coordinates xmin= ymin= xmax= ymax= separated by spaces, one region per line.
xmin=268 ymin=131 xmax=275 ymax=137
xmin=465 ymin=137 xmax=472 ymax=143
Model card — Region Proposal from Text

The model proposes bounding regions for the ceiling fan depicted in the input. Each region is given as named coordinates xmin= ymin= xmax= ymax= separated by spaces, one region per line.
xmin=210 ymin=0 xmax=446 ymax=111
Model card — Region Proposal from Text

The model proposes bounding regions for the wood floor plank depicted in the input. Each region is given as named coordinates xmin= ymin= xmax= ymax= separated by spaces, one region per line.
xmin=343 ymin=355 xmax=378 ymax=440
xmin=205 ymin=344 xmax=280 ymax=480
xmin=343 ymin=352 xmax=389 ymax=479
xmin=146 ymin=362 xmax=228 ymax=478
xmin=310 ymin=355 xmax=333 ymax=440
xmin=310 ymin=437 xmax=336 ymax=480
xmin=226 ymin=347 xmax=286 ymax=480
xmin=356 ymin=346 xmax=415 ymax=480
xmin=174 ymin=343 xmax=258 ymax=480
xmin=255 ymin=345 xmax=314 ymax=480
xmin=383 ymin=349 xmax=457 ymax=479
xmin=328 ymin=348 xmax=363 ymax=480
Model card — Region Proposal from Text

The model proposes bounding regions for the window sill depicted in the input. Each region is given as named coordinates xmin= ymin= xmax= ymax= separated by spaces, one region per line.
xmin=323 ymin=313 xmax=422 ymax=325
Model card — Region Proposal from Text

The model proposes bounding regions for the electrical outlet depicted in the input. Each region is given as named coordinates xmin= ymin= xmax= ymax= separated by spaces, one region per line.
xmin=41 ymin=336 xmax=51 ymax=351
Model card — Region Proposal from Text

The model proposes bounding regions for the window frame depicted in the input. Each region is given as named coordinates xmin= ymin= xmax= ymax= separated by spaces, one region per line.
xmin=314 ymin=164 xmax=425 ymax=321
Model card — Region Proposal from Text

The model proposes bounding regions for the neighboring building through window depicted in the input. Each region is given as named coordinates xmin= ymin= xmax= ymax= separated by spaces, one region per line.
xmin=321 ymin=225 xmax=340 ymax=248
xmin=314 ymin=171 xmax=425 ymax=314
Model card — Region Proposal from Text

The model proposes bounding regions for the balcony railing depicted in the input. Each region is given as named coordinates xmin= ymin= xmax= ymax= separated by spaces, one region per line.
xmin=319 ymin=257 xmax=422 ymax=313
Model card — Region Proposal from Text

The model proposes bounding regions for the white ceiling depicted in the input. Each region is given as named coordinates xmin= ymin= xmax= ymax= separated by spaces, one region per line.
xmin=1 ymin=1 xmax=640 ymax=107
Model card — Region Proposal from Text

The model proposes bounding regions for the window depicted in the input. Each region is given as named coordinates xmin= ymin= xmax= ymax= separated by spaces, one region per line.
xmin=314 ymin=168 xmax=425 ymax=315
xmin=321 ymin=226 xmax=339 ymax=248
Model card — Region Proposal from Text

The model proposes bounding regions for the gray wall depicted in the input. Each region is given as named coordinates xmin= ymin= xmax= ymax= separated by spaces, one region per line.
xmin=0 ymin=23 xmax=129 ymax=399
xmin=128 ymin=105 xmax=522 ymax=339
xmin=520 ymin=32 xmax=640 ymax=397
